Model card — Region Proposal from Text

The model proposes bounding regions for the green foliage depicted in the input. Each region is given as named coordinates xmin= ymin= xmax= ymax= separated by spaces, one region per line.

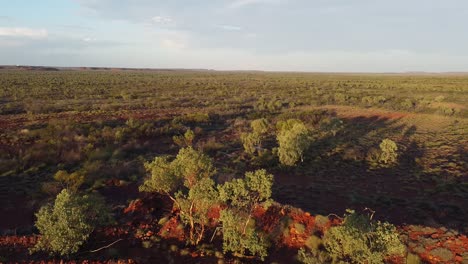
xmin=176 ymin=177 xmax=219 ymax=245
xmin=255 ymin=97 xmax=283 ymax=112
xmin=53 ymin=170 xmax=85 ymax=192
xmin=379 ymin=139 xmax=398 ymax=166
xmin=139 ymin=147 xmax=216 ymax=195
xmin=240 ymin=118 xmax=270 ymax=156
xmin=367 ymin=139 xmax=399 ymax=168
xmin=139 ymin=156 xmax=180 ymax=194
xmin=250 ymin=118 xmax=269 ymax=135
xmin=218 ymin=169 xmax=273 ymax=259
xmin=240 ymin=132 xmax=261 ymax=155
xmin=219 ymin=169 xmax=273 ymax=210
xmin=140 ymin=147 xmax=217 ymax=245
xmin=219 ymin=209 xmax=269 ymax=260
xmin=31 ymin=189 xmax=113 ymax=256
xmin=276 ymin=119 xmax=311 ymax=166
xmin=173 ymin=128 xmax=195 ymax=147
xmin=323 ymin=210 xmax=405 ymax=264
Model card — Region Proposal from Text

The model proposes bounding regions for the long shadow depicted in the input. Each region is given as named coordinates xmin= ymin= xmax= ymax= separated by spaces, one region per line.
xmin=272 ymin=116 xmax=468 ymax=231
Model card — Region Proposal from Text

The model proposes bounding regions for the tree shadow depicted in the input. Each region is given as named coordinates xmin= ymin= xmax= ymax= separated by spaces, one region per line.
xmin=272 ymin=115 xmax=467 ymax=231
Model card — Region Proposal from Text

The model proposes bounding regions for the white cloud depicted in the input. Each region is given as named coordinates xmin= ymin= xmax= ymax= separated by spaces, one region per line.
xmin=216 ymin=25 xmax=242 ymax=31
xmin=228 ymin=0 xmax=282 ymax=9
xmin=82 ymin=37 xmax=97 ymax=42
xmin=0 ymin=27 xmax=48 ymax=38
xmin=151 ymin=16 xmax=173 ymax=24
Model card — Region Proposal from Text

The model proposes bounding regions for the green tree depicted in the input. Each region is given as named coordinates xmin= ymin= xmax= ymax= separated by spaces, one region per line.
xmin=218 ymin=169 xmax=273 ymax=259
xmin=139 ymin=147 xmax=216 ymax=199
xmin=176 ymin=177 xmax=218 ymax=245
xmin=240 ymin=118 xmax=269 ymax=155
xmin=31 ymin=189 xmax=113 ymax=256
xmin=219 ymin=209 xmax=268 ymax=260
xmin=139 ymin=147 xmax=217 ymax=245
xmin=323 ymin=210 xmax=405 ymax=264
xmin=276 ymin=119 xmax=311 ymax=166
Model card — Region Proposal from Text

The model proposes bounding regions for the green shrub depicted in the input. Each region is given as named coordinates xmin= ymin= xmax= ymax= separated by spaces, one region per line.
xmin=240 ymin=118 xmax=269 ymax=155
xmin=323 ymin=210 xmax=405 ymax=264
xmin=139 ymin=147 xmax=217 ymax=245
xmin=240 ymin=132 xmax=261 ymax=155
xmin=139 ymin=147 xmax=216 ymax=195
xmin=31 ymin=189 xmax=113 ymax=256
xmin=53 ymin=170 xmax=85 ymax=192
xmin=173 ymin=128 xmax=195 ymax=147
xmin=250 ymin=118 xmax=269 ymax=135
xmin=276 ymin=119 xmax=311 ymax=166
xmin=176 ymin=177 xmax=219 ymax=245
xmin=218 ymin=169 xmax=274 ymax=260
xmin=219 ymin=209 xmax=269 ymax=260
xmin=379 ymin=139 xmax=398 ymax=166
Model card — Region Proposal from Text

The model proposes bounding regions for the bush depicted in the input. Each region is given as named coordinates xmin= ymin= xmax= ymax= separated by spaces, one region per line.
xmin=176 ymin=177 xmax=219 ymax=245
xmin=139 ymin=147 xmax=216 ymax=195
xmin=139 ymin=147 xmax=217 ymax=245
xmin=218 ymin=169 xmax=274 ymax=259
xmin=250 ymin=118 xmax=269 ymax=135
xmin=53 ymin=170 xmax=85 ymax=192
xmin=31 ymin=189 xmax=113 ymax=256
xmin=323 ymin=210 xmax=405 ymax=264
xmin=276 ymin=119 xmax=311 ymax=166
xmin=240 ymin=132 xmax=261 ymax=155
xmin=240 ymin=118 xmax=269 ymax=155
xmin=219 ymin=210 xmax=269 ymax=260
xmin=173 ymin=128 xmax=195 ymax=147
xmin=379 ymin=139 xmax=398 ymax=166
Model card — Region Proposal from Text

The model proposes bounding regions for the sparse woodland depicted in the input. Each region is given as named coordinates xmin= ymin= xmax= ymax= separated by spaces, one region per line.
xmin=0 ymin=69 xmax=467 ymax=263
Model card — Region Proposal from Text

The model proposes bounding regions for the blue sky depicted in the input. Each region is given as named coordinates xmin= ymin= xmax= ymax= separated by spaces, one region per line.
xmin=1 ymin=0 xmax=468 ymax=72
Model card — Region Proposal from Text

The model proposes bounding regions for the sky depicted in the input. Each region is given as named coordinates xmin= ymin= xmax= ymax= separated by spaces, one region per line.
xmin=1 ymin=0 xmax=468 ymax=72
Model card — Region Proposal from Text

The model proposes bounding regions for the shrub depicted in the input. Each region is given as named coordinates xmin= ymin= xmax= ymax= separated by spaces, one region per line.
xmin=176 ymin=177 xmax=219 ymax=245
xmin=53 ymin=170 xmax=85 ymax=192
xmin=219 ymin=209 xmax=269 ymax=260
xmin=323 ymin=209 xmax=405 ymax=264
xmin=276 ymin=119 xmax=311 ymax=166
xmin=173 ymin=128 xmax=195 ymax=147
xmin=379 ymin=139 xmax=398 ymax=166
xmin=139 ymin=147 xmax=217 ymax=245
xmin=250 ymin=118 xmax=269 ymax=135
xmin=218 ymin=169 xmax=274 ymax=259
xmin=240 ymin=118 xmax=269 ymax=155
xmin=240 ymin=132 xmax=261 ymax=155
xmin=31 ymin=189 xmax=113 ymax=256
xmin=139 ymin=147 xmax=216 ymax=195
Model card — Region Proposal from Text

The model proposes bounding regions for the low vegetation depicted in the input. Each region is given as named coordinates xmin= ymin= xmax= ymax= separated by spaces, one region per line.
xmin=0 ymin=69 xmax=466 ymax=263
